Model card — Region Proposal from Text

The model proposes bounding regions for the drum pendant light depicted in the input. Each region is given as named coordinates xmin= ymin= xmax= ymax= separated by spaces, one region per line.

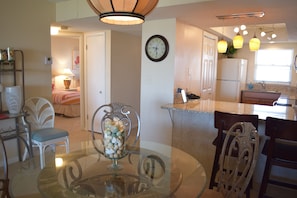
xmin=86 ymin=0 xmax=159 ymax=25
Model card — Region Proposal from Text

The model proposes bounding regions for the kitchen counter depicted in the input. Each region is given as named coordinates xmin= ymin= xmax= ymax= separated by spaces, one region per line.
xmin=162 ymin=99 xmax=297 ymax=121
xmin=161 ymin=99 xmax=297 ymax=187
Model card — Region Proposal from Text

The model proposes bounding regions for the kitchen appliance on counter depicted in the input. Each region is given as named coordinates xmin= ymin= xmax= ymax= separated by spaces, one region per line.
xmin=216 ymin=58 xmax=247 ymax=102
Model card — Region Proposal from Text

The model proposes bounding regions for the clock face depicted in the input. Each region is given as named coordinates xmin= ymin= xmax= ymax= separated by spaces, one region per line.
xmin=145 ymin=35 xmax=169 ymax=62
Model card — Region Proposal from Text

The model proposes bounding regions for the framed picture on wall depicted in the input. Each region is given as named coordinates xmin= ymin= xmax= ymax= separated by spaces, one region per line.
xmin=72 ymin=50 xmax=80 ymax=70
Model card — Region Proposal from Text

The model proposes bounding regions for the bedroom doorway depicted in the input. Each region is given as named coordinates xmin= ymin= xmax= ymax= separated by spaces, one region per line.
xmin=51 ymin=32 xmax=84 ymax=127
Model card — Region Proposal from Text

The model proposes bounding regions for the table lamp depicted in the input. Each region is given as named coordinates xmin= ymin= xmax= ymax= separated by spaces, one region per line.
xmin=63 ymin=68 xmax=74 ymax=89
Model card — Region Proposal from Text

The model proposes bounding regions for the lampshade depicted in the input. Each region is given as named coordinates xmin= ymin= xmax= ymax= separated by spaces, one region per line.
xmin=217 ymin=39 xmax=228 ymax=53
xmin=86 ymin=0 xmax=159 ymax=25
xmin=249 ymin=35 xmax=261 ymax=51
xmin=233 ymin=33 xmax=244 ymax=49
xmin=63 ymin=68 xmax=74 ymax=77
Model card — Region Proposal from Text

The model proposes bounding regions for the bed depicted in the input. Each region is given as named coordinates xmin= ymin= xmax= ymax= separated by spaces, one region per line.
xmin=52 ymin=90 xmax=80 ymax=117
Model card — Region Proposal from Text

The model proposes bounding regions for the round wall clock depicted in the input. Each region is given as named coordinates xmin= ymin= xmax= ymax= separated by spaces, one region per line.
xmin=145 ymin=35 xmax=169 ymax=62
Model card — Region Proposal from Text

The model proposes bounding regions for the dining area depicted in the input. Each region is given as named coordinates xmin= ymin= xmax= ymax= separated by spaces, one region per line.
xmin=7 ymin=102 xmax=208 ymax=198
xmin=2 ymin=100 xmax=297 ymax=198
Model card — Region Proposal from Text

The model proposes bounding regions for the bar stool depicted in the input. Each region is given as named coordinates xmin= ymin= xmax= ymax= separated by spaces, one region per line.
xmin=259 ymin=117 xmax=297 ymax=198
xmin=210 ymin=111 xmax=259 ymax=197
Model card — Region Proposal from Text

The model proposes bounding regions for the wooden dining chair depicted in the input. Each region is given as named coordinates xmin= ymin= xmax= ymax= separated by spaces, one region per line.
xmin=0 ymin=136 xmax=11 ymax=198
xmin=259 ymin=117 xmax=297 ymax=198
xmin=210 ymin=111 xmax=259 ymax=197
xmin=22 ymin=97 xmax=69 ymax=169
xmin=202 ymin=122 xmax=259 ymax=198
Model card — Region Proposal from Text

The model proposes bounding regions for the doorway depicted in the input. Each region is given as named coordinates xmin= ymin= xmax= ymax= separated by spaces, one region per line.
xmin=51 ymin=32 xmax=85 ymax=127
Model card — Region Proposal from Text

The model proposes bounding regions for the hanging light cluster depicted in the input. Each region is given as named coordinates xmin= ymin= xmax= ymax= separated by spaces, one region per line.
xmin=260 ymin=29 xmax=277 ymax=42
xmin=86 ymin=0 xmax=159 ymax=25
xmin=216 ymin=12 xmax=264 ymax=52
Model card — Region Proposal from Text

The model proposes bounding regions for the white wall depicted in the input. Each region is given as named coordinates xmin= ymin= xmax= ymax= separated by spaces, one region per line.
xmin=110 ymin=31 xmax=141 ymax=113
xmin=0 ymin=0 xmax=55 ymax=163
xmin=141 ymin=19 xmax=176 ymax=145
xmin=0 ymin=0 xmax=55 ymax=100
xmin=175 ymin=21 xmax=203 ymax=95
xmin=140 ymin=19 xmax=207 ymax=145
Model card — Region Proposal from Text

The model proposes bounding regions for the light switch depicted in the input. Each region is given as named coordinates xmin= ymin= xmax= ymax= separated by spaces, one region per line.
xmin=44 ymin=56 xmax=52 ymax=65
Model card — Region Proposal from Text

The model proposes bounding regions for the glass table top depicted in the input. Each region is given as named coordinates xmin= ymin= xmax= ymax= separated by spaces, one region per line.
xmin=38 ymin=141 xmax=206 ymax=198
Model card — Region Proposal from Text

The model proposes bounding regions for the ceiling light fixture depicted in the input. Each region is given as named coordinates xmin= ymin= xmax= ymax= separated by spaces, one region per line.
xmin=217 ymin=24 xmax=228 ymax=53
xmin=86 ymin=0 xmax=159 ymax=25
xmin=50 ymin=26 xmax=60 ymax=35
xmin=216 ymin=11 xmax=265 ymax=20
xmin=240 ymin=25 xmax=246 ymax=30
xmin=233 ymin=33 xmax=244 ymax=49
xmin=234 ymin=27 xmax=240 ymax=33
xmin=218 ymin=39 xmax=228 ymax=53
xmin=249 ymin=33 xmax=261 ymax=51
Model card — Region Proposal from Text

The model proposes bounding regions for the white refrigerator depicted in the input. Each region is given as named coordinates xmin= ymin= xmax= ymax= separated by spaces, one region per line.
xmin=216 ymin=58 xmax=247 ymax=102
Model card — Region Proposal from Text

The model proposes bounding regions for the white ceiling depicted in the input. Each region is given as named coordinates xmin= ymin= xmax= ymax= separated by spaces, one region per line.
xmin=56 ymin=0 xmax=297 ymax=44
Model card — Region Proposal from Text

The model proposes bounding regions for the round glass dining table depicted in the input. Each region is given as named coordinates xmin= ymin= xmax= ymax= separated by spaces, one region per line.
xmin=38 ymin=141 xmax=206 ymax=198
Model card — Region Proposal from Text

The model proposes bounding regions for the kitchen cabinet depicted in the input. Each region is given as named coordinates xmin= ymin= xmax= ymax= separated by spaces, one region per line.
xmin=240 ymin=90 xmax=281 ymax=106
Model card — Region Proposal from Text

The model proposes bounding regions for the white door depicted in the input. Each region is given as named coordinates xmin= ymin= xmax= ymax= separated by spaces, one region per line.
xmin=201 ymin=32 xmax=217 ymax=100
xmin=85 ymin=32 xmax=109 ymax=131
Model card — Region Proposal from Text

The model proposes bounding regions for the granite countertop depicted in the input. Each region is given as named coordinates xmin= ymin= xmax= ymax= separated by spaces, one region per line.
xmin=161 ymin=99 xmax=297 ymax=121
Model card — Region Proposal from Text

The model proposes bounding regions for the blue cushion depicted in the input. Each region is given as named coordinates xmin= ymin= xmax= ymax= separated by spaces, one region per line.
xmin=31 ymin=128 xmax=69 ymax=142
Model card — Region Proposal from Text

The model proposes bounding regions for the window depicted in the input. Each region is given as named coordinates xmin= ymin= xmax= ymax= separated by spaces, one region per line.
xmin=255 ymin=49 xmax=294 ymax=83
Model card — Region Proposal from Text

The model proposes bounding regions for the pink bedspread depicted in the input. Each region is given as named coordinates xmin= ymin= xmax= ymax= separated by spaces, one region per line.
xmin=52 ymin=90 xmax=80 ymax=105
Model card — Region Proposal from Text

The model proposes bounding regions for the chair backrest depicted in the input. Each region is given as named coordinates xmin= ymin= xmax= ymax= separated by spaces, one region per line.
xmin=265 ymin=117 xmax=297 ymax=141
xmin=265 ymin=116 xmax=297 ymax=162
xmin=0 ymin=136 xmax=10 ymax=197
xmin=210 ymin=111 xmax=259 ymax=189
xmin=258 ymin=117 xmax=297 ymax=197
xmin=216 ymin=122 xmax=259 ymax=198
xmin=23 ymin=97 xmax=55 ymax=131
xmin=91 ymin=102 xmax=141 ymax=155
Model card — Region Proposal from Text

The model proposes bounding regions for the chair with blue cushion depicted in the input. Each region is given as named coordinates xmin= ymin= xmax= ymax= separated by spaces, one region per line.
xmin=22 ymin=97 xmax=69 ymax=169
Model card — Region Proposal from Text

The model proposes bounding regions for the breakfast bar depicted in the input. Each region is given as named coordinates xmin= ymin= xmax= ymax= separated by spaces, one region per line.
xmin=161 ymin=99 xmax=297 ymax=186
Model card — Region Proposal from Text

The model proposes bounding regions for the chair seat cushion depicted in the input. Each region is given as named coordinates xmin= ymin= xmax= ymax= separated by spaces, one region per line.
xmin=31 ymin=128 xmax=69 ymax=142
